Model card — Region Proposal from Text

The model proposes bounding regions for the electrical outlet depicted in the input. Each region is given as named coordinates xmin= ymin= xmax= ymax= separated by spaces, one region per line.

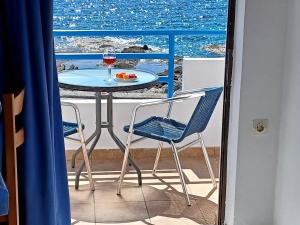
xmin=253 ymin=119 xmax=268 ymax=134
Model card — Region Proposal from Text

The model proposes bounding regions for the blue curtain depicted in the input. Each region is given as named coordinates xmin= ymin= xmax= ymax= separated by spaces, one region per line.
xmin=0 ymin=0 xmax=71 ymax=224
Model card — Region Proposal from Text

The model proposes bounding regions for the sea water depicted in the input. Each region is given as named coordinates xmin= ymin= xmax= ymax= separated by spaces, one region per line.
xmin=53 ymin=0 xmax=228 ymax=57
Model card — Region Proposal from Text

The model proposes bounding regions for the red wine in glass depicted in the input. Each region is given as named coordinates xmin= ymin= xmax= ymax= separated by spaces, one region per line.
xmin=103 ymin=56 xmax=116 ymax=65
xmin=103 ymin=50 xmax=116 ymax=83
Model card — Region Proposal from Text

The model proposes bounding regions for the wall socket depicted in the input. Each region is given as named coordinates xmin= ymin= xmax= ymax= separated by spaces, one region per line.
xmin=253 ymin=119 xmax=268 ymax=134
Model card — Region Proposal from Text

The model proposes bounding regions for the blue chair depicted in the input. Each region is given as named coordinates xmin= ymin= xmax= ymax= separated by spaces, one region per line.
xmin=117 ymin=87 xmax=223 ymax=206
xmin=0 ymin=102 xmax=8 ymax=217
xmin=62 ymin=102 xmax=94 ymax=191
xmin=0 ymin=174 xmax=8 ymax=216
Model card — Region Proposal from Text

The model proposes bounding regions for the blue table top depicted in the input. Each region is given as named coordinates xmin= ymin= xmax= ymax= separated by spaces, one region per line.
xmin=58 ymin=69 xmax=159 ymax=92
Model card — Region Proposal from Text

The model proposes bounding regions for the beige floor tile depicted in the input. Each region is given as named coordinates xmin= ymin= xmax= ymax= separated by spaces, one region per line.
xmin=142 ymin=184 xmax=188 ymax=202
xmin=140 ymin=171 xmax=194 ymax=202
xmin=68 ymin=172 xmax=92 ymax=187
xmin=68 ymin=154 xmax=220 ymax=225
xmin=146 ymin=200 xmax=206 ymax=225
xmin=188 ymin=183 xmax=219 ymax=203
xmin=94 ymin=182 xmax=144 ymax=203
xmin=71 ymin=203 xmax=95 ymax=224
xmin=195 ymin=198 xmax=218 ymax=225
xmin=95 ymin=201 xmax=149 ymax=223
xmin=207 ymin=192 xmax=219 ymax=204
xmin=71 ymin=219 xmax=95 ymax=225
xmin=149 ymin=216 xmax=206 ymax=225
xmin=91 ymin=159 xmax=122 ymax=171
xmin=95 ymin=220 xmax=151 ymax=225
xmin=69 ymin=185 xmax=94 ymax=204
xmin=180 ymin=217 xmax=206 ymax=225
xmin=149 ymin=216 xmax=190 ymax=225
xmin=180 ymin=159 xmax=219 ymax=181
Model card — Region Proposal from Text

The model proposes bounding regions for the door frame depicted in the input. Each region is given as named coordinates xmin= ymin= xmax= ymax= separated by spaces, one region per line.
xmin=218 ymin=0 xmax=237 ymax=224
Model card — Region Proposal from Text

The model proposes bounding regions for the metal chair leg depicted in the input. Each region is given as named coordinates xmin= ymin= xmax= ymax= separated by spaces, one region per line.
xmin=152 ymin=141 xmax=163 ymax=175
xmin=198 ymin=133 xmax=217 ymax=188
xmin=71 ymin=145 xmax=82 ymax=168
xmin=78 ymin=129 xmax=95 ymax=191
xmin=117 ymin=131 xmax=134 ymax=195
xmin=171 ymin=141 xmax=191 ymax=206
xmin=71 ymin=131 xmax=97 ymax=168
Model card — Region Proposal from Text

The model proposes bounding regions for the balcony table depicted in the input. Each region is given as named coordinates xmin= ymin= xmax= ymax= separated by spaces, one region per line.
xmin=58 ymin=68 xmax=159 ymax=189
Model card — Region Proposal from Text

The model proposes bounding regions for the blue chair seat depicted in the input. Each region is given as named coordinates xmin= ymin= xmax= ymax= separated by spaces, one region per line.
xmin=63 ymin=121 xmax=84 ymax=137
xmin=124 ymin=116 xmax=186 ymax=143
xmin=0 ymin=174 xmax=8 ymax=216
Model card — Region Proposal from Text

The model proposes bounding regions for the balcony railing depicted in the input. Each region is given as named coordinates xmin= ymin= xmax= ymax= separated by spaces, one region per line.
xmin=54 ymin=30 xmax=226 ymax=97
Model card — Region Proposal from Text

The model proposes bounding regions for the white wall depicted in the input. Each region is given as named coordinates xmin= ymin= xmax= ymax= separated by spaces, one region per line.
xmin=62 ymin=58 xmax=224 ymax=150
xmin=226 ymin=0 xmax=288 ymax=224
xmin=274 ymin=0 xmax=300 ymax=224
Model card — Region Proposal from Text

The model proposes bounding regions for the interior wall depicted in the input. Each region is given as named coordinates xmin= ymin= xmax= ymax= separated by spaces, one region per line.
xmin=226 ymin=0 xmax=288 ymax=224
xmin=273 ymin=0 xmax=300 ymax=224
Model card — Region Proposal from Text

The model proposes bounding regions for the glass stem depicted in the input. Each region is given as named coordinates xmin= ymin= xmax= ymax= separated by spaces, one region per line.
xmin=108 ymin=66 xmax=112 ymax=81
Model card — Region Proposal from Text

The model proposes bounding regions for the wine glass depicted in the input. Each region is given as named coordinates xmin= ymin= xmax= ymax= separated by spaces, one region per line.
xmin=103 ymin=48 xmax=116 ymax=83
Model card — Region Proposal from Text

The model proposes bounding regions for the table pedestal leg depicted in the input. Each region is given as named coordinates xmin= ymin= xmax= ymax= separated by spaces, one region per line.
xmin=75 ymin=93 xmax=102 ymax=190
xmin=106 ymin=93 xmax=142 ymax=185
xmin=74 ymin=93 xmax=142 ymax=189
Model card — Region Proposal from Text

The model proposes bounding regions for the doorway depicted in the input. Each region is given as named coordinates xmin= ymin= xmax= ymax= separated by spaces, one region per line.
xmin=54 ymin=0 xmax=236 ymax=224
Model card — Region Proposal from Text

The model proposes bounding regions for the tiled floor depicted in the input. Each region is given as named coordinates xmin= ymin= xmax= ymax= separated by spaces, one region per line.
xmin=68 ymin=153 xmax=219 ymax=225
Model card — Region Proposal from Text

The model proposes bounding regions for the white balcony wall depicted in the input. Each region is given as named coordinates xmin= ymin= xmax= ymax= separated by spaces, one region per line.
xmin=62 ymin=58 xmax=225 ymax=150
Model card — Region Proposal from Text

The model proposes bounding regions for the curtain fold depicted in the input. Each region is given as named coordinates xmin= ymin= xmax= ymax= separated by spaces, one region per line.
xmin=0 ymin=0 xmax=71 ymax=224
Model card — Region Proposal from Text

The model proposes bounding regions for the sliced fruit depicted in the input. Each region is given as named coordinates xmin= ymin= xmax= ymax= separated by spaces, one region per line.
xmin=128 ymin=74 xmax=137 ymax=79
xmin=116 ymin=72 xmax=126 ymax=78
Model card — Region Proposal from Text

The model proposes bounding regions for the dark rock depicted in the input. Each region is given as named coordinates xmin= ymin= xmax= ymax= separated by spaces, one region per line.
xmin=57 ymin=62 xmax=66 ymax=72
xmin=175 ymin=56 xmax=183 ymax=65
xmin=99 ymin=44 xmax=114 ymax=48
xmin=174 ymin=66 xmax=182 ymax=74
xmin=115 ymin=45 xmax=154 ymax=69
xmin=121 ymin=45 xmax=152 ymax=53
xmin=202 ymin=44 xmax=226 ymax=55
xmin=158 ymin=69 xmax=168 ymax=76
xmin=157 ymin=66 xmax=182 ymax=80
xmin=68 ymin=64 xmax=78 ymax=70
xmin=114 ymin=60 xmax=138 ymax=69
xmin=173 ymin=80 xmax=182 ymax=91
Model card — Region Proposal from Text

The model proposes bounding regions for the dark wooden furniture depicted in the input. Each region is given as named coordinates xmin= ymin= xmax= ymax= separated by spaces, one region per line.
xmin=0 ymin=89 xmax=25 ymax=225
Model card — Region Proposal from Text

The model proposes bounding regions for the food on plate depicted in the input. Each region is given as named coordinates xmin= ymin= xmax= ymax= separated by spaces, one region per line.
xmin=116 ymin=72 xmax=126 ymax=78
xmin=115 ymin=72 xmax=137 ymax=80
xmin=128 ymin=74 xmax=137 ymax=79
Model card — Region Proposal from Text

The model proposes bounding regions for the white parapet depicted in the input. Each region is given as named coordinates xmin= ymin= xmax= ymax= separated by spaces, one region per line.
xmin=62 ymin=58 xmax=225 ymax=150
xmin=182 ymin=57 xmax=225 ymax=147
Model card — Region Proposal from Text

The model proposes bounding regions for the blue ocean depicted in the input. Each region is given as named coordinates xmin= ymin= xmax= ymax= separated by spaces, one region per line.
xmin=53 ymin=0 xmax=228 ymax=57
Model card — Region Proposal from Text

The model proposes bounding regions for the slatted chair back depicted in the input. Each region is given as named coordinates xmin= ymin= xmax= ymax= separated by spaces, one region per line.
xmin=0 ymin=89 xmax=25 ymax=225
xmin=179 ymin=87 xmax=223 ymax=141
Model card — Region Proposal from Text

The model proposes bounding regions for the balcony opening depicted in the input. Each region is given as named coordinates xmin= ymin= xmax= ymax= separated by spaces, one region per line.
xmin=54 ymin=0 xmax=232 ymax=224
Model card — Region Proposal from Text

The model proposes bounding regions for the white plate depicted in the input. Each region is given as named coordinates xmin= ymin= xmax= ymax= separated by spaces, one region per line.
xmin=114 ymin=77 xmax=138 ymax=82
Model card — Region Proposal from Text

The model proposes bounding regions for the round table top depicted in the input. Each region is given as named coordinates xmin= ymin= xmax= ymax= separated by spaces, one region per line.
xmin=58 ymin=69 xmax=159 ymax=92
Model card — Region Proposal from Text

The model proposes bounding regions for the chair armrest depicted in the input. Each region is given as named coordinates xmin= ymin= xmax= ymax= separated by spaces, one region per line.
xmin=126 ymin=90 xmax=205 ymax=134
xmin=61 ymin=101 xmax=84 ymax=133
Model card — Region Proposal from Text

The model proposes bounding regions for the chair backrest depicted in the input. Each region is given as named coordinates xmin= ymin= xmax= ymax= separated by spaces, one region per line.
xmin=0 ymin=89 xmax=25 ymax=225
xmin=180 ymin=87 xmax=223 ymax=140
